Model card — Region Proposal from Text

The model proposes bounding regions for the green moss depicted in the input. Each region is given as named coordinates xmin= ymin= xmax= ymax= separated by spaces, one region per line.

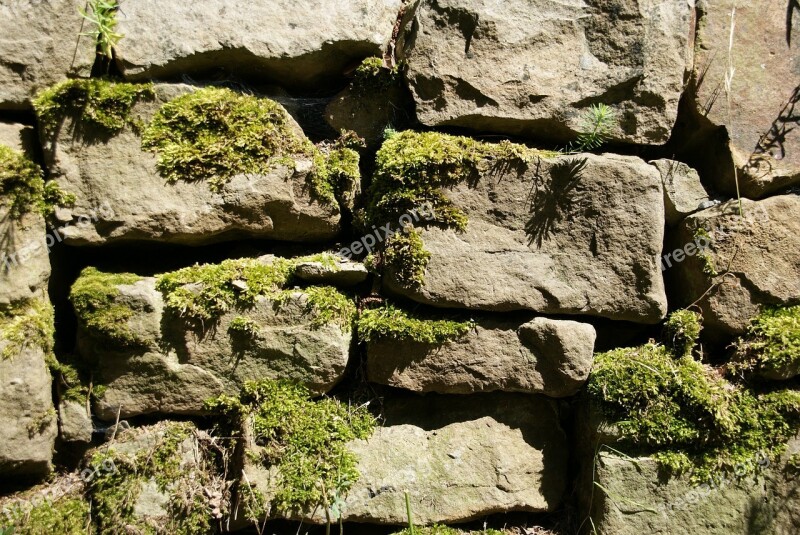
xmin=42 ymin=181 xmax=77 ymax=217
xmin=663 ymin=309 xmax=702 ymax=358
xmin=384 ymin=227 xmax=431 ymax=288
xmin=0 ymin=299 xmax=54 ymax=360
xmin=391 ymin=527 xmax=505 ymax=535
xmin=156 ymin=257 xmax=295 ymax=321
xmin=88 ymin=422 xmax=211 ymax=534
xmin=352 ymin=57 xmax=399 ymax=94
xmin=69 ymin=267 xmax=143 ymax=346
xmin=367 ymin=131 xmax=555 ymax=232
xmin=157 ymin=255 xmax=355 ymax=329
xmin=34 ymin=79 xmax=154 ymax=135
xmin=141 ymin=87 xmax=359 ymax=202
xmin=312 ymin=134 xmax=363 ymax=206
xmin=357 ymin=303 xmax=473 ymax=344
xmin=588 ymin=343 xmax=800 ymax=482
xmin=229 ymin=316 xmax=260 ymax=337
xmin=0 ymin=144 xmax=45 ymax=219
xmin=694 ymin=227 xmax=718 ymax=278
xmin=276 ymin=286 xmax=357 ymax=331
xmin=205 ymin=380 xmax=375 ymax=516
xmin=2 ymin=496 xmax=92 ymax=534
xmin=732 ymin=305 xmax=800 ymax=377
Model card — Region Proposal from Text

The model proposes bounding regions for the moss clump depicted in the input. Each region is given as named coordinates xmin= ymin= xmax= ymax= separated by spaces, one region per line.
xmin=694 ymin=227 xmax=718 ymax=278
xmin=663 ymin=309 xmax=702 ymax=358
xmin=588 ymin=343 xmax=800 ymax=482
xmin=229 ymin=316 xmax=260 ymax=337
xmin=0 ymin=144 xmax=45 ymax=219
xmin=731 ymin=305 xmax=800 ymax=378
xmin=205 ymin=380 xmax=375 ymax=517
xmin=157 ymin=255 xmax=355 ymax=331
xmin=34 ymin=79 xmax=154 ymax=135
xmin=0 ymin=299 xmax=54 ymax=360
xmin=2 ymin=496 xmax=92 ymax=534
xmin=352 ymin=57 xmax=399 ymax=94
xmin=69 ymin=267 xmax=143 ymax=346
xmin=367 ymin=131 xmax=554 ymax=232
xmin=88 ymin=422 xmax=213 ymax=534
xmin=384 ymin=227 xmax=431 ymax=288
xmin=275 ymin=286 xmax=357 ymax=331
xmin=392 ymin=527 xmax=504 ymax=535
xmin=357 ymin=303 xmax=473 ymax=344
xmin=141 ymin=87 xmax=358 ymax=202
xmin=312 ymin=131 xmax=364 ymax=206
xmin=156 ymin=257 xmax=295 ymax=321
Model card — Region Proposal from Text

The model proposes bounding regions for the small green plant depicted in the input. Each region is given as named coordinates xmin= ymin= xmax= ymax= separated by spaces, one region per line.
xmin=205 ymin=380 xmax=376 ymax=520
xmin=229 ymin=316 xmax=260 ymax=337
xmin=731 ymin=305 xmax=800 ymax=378
xmin=570 ymin=103 xmax=616 ymax=152
xmin=383 ymin=228 xmax=431 ymax=288
xmin=693 ymin=227 xmax=718 ymax=278
xmin=69 ymin=267 xmax=143 ymax=346
xmin=357 ymin=303 xmax=473 ymax=344
xmin=79 ymin=0 xmax=123 ymax=60
xmin=2 ymin=496 xmax=91 ymax=534
xmin=34 ymin=79 xmax=155 ymax=135
xmin=275 ymin=286 xmax=357 ymax=331
xmin=663 ymin=309 xmax=702 ymax=358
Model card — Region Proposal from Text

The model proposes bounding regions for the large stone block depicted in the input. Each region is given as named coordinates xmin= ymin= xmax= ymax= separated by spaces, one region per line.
xmin=401 ymin=0 xmax=694 ymax=144
xmin=367 ymin=315 xmax=596 ymax=397
xmin=384 ymin=152 xmax=668 ymax=324
xmin=115 ymin=0 xmax=403 ymax=89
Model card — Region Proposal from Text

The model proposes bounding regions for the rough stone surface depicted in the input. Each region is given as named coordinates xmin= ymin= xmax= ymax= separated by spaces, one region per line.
xmin=385 ymin=153 xmax=668 ymax=323
xmin=400 ymin=0 xmax=693 ymax=145
xmin=0 ymin=319 xmax=57 ymax=477
xmin=246 ymin=392 xmax=567 ymax=525
xmin=367 ymin=316 xmax=596 ymax=397
xmin=294 ymin=257 xmax=369 ymax=286
xmin=58 ymin=399 xmax=93 ymax=443
xmin=582 ymin=437 xmax=800 ymax=535
xmin=75 ymin=276 xmax=353 ymax=420
xmin=116 ymin=0 xmax=403 ymax=89
xmin=685 ymin=0 xmax=800 ymax=198
xmin=672 ymin=195 xmax=800 ymax=339
xmin=43 ymin=84 xmax=342 ymax=246
xmin=650 ymin=159 xmax=711 ymax=226
xmin=0 ymin=0 xmax=94 ymax=109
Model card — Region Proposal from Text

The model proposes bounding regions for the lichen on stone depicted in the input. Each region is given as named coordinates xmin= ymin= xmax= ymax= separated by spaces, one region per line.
xmin=357 ymin=302 xmax=474 ymax=344
xmin=141 ymin=87 xmax=359 ymax=203
xmin=204 ymin=380 xmax=375 ymax=517
xmin=69 ymin=267 xmax=143 ymax=346
xmin=33 ymin=79 xmax=155 ymax=135
xmin=0 ymin=298 xmax=54 ymax=361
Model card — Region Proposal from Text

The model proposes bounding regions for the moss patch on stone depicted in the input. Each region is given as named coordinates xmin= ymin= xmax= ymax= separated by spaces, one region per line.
xmin=0 ymin=298 xmax=54 ymax=361
xmin=357 ymin=302 xmax=474 ymax=344
xmin=70 ymin=267 xmax=143 ymax=346
xmin=141 ymin=87 xmax=359 ymax=202
xmin=205 ymin=380 xmax=375 ymax=517
xmin=2 ymin=496 xmax=92 ymax=534
xmin=0 ymin=144 xmax=44 ymax=219
xmin=588 ymin=342 xmax=800 ymax=483
xmin=392 ymin=527 xmax=505 ymax=535
xmin=34 ymin=79 xmax=154 ymax=135
xmin=352 ymin=57 xmax=400 ymax=94
xmin=87 ymin=422 xmax=213 ymax=534
xmin=731 ymin=305 xmax=800 ymax=378
xmin=157 ymin=256 xmax=355 ymax=331
xmin=663 ymin=309 xmax=702 ymax=358
xmin=383 ymin=227 xmax=431 ymax=289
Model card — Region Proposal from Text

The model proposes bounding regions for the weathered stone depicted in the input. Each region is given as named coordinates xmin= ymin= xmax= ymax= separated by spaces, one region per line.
xmin=73 ymin=272 xmax=353 ymax=420
xmin=672 ymin=195 xmax=800 ymax=339
xmin=681 ymin=0 xmax=800 ymax=198
xmin=582 ymin=437 xmax=800 ymax=535
xmin=246 ymin=392 xmax=567 ymax=525
xmin=650 ymin=159 xmax=711 ymax=226
xmin=116 ymin=0 xmax=403 ymax=89
xmin=400 ymin=0 xmax=693 ymax=144
xmin=0 ymin=0 xmax=94 ymax=109
xmin=294 ymin=257 xmax=369 ymax=286
xmin=326 ymin=81 xmax=408 ymax=148
xmin=385 ymin=153 xmax=668 ymax=323
xmin=0 ymin=313 xmax=57 ymax=477
xmin=367 ymin=316 xmax=596 ymax=397
xmin=58 ymin=399 xmax=93 ymax=443
xmin=42 ymin=84 xmax=342 ymax=246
